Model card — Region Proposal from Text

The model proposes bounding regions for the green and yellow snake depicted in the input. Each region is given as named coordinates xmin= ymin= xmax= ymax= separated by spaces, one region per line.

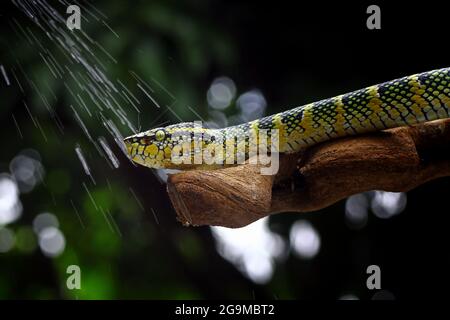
xmin=124 ymin=67 xmax=450 ymax=169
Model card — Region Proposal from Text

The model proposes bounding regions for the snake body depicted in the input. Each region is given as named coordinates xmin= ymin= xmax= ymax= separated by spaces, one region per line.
xmin=124 ymin=67 xmax=450 ymax=169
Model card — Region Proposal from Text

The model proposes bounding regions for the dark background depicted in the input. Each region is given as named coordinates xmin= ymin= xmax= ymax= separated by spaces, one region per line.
xmin=0 ymin=0 xmax=449 ymax=299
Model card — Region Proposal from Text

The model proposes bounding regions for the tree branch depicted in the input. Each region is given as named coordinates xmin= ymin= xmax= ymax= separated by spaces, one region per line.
xmin=167 ymin=119 xmax=450 ymax=228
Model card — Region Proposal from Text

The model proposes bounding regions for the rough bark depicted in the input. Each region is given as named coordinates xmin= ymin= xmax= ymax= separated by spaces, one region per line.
xmin=167 ymin=119 xmax=450 ymax=228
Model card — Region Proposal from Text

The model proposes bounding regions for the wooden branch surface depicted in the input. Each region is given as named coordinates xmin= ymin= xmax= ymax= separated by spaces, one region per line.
xmin=167 ymin=119 xmax=450 ymax=228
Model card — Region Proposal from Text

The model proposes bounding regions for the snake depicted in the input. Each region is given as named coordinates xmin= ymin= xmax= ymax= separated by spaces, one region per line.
xmin=124 ymin=67 xmax=450 ymax=170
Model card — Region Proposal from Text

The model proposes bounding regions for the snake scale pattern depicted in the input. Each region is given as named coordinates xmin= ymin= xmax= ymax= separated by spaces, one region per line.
xmin=124 ymin=67 xmax=450 ymax=169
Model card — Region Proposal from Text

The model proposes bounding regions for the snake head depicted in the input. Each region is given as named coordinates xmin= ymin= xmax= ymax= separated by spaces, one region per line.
xmin=124 ymin=122 xmax=221 ymax=169
xmin=124 ymin=127 xmax=173 ymax=169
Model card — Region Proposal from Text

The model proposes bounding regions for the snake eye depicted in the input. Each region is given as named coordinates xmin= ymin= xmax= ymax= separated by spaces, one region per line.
xmin=155 ymin=130 xmax=165 ymax=141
